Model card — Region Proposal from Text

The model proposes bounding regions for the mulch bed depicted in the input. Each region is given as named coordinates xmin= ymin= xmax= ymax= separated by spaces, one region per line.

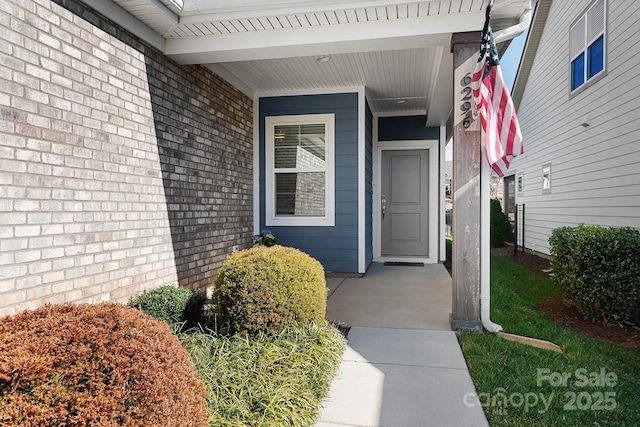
xmin=491 ymin=246 xmax=640 ymax=352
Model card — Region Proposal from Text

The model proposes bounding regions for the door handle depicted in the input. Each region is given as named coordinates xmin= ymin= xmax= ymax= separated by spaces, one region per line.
xmin=382 ymin=204 xmax=386 ymax=220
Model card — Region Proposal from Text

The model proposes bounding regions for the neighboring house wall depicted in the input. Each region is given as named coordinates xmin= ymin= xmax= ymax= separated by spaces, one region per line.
xmin=0 ymin=0 xmax=253 ymax=316
xmin=259 ymin=93 xmax=360 ymax=273
xmin=510 ymin=0 xmax=640 ymax=255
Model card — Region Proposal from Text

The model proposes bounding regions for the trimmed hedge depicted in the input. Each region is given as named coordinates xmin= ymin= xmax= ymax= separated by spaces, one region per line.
xmin=211 ymin=245 xmax=327 ymax=335
xmin=490 ymin=198 xmax=511 ymax=247
xmin=0 ymin=303 xmax=209 ymax=427
xmin=549 ymin=225 xmax=640 ymax=324
xmin=128 ymin=285 xmax=207 ymax=330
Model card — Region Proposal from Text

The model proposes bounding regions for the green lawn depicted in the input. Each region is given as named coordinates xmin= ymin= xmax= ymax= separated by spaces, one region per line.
xmin=458 ymin=255 xmax=640 ymax=427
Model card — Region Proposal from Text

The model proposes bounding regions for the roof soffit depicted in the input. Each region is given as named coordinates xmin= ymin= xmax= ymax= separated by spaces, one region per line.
xmin=82 ymin=0 xmax=531 ymax=116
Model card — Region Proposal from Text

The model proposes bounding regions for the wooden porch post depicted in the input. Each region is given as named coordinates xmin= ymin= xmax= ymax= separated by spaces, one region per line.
xmin=450 ymin=32 xmax=483 ymax=332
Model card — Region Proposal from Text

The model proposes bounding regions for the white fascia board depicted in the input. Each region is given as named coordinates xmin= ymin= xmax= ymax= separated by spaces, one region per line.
xmin=169 ymin=34 xmax=447 ymax=64
xmin=205 ymin=64 xmax=255 ymax=97
xmin=166 ymin=13 xmax=480 ymax=64
xmin=79 ymin=0 xmax=166 ymax=51
xmin=425 ymin=48 xmax=453 ymax=127
xmin=255 ymin=86 xmax=365 ymax=99
xmin=375 ymin=110 xmax=427 ymax=117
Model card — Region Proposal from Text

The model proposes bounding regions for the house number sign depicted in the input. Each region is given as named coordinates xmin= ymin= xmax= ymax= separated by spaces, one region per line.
xmin=460 ymin=72 xmax=473 ymax=129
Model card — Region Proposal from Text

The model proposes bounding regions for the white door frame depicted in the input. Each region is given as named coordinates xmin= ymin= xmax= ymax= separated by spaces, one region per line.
xmin=374 ymin=139 xmax=439 ymax=264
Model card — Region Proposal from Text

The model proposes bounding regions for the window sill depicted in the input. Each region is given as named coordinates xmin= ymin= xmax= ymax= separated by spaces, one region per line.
xmin=569 ymin=69 xmax=607 ymax=100
xmin=266 ymin=216 xmax=335 ymax=227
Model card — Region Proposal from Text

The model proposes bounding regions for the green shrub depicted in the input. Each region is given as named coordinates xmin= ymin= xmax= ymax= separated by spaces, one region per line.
xmin=490 ymin=198 xmax=511 ymax=247
xmin=128 ymin=285 xmax=207 ymax=330
xmin=253 ymin=229 xmax=277 ymax=247
xmin=0 ymin=303 xmax=209 ymax=427
xmin=211 ymin=245 xmax=327 ymax=335
xmin=549 ymin=225 xmax=640 ymax=324
xmin=181 ymin=322 xmax=346 ymax=426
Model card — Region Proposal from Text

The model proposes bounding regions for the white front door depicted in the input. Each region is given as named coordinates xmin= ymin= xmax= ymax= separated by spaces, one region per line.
xmin=380 ymin=149 xmax=429 ymax=257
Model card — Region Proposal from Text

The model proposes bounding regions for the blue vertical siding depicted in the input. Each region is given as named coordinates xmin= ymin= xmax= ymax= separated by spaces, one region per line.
xmin=378 ymin=115 xmax=439 ymax=141
xmin=364 ymin=100 xmax=373 ymax=269
xmin=259 ymin=93 xmax=359 ymax=273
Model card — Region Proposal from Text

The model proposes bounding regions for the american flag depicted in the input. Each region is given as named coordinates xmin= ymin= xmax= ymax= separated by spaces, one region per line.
xmin=472 ymin=2 xmax=523 ymax=178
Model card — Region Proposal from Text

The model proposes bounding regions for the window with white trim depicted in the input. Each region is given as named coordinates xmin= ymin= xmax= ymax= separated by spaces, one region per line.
xmin=517 ymin=173 xmax=524 ymax=195
xmin=542 ymin=163 xmax=551 ymax=193
xmin=265 ymin=114 xmax=335 ymax=226
xmin=570 ymin=0 xmax=606 ymax=92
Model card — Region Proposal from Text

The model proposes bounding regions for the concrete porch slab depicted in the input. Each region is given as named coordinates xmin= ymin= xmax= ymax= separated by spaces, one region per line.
xmin=342 ymin=327 xmax=468 ymax=369
xmin=325 ymin=263 xmax=452 ymax=331
xmin=315 ymin=327 xmax=489 ymax=427
xmin=315 ymin=263 xmax=488 ymax=427
xmin=317 ymin=358 xmax=488 ymax=427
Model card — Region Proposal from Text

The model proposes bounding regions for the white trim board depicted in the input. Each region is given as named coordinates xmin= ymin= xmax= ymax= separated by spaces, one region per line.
xmin=255 ymin=86 xmax=366 ymax=99
xmin=357 ymin=89 xmax=366 ymax=273
xmin=78 ymin=0 xmax=166 ymax=51
xmin=439 ymin=124 xmax=447 ymax=262
xmin=264 ymin=114 xmax=336 ymax=227
xmin=253 ymin=93 xmax=261 ymax=236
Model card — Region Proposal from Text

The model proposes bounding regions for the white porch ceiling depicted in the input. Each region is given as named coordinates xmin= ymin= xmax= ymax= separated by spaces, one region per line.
xmin=87 ymin=0 xmax=530 ymax=122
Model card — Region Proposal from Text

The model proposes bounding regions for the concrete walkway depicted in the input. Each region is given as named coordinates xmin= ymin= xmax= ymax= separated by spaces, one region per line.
xmin=315 ymin=263 xmax=489 ymax=427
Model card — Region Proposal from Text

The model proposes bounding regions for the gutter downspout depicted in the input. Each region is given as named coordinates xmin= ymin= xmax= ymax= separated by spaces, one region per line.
xmin=480 ymin=0 xmax=533 ymax=333
xmin=481 ymin=149 xmax=502 ymax=332
xmin=493 ymin=0 xmax=534 ymax=44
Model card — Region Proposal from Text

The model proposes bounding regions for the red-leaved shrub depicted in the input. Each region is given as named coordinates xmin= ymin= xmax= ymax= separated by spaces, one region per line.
xmin=0 ymin=303 xmax=209 ymax=427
